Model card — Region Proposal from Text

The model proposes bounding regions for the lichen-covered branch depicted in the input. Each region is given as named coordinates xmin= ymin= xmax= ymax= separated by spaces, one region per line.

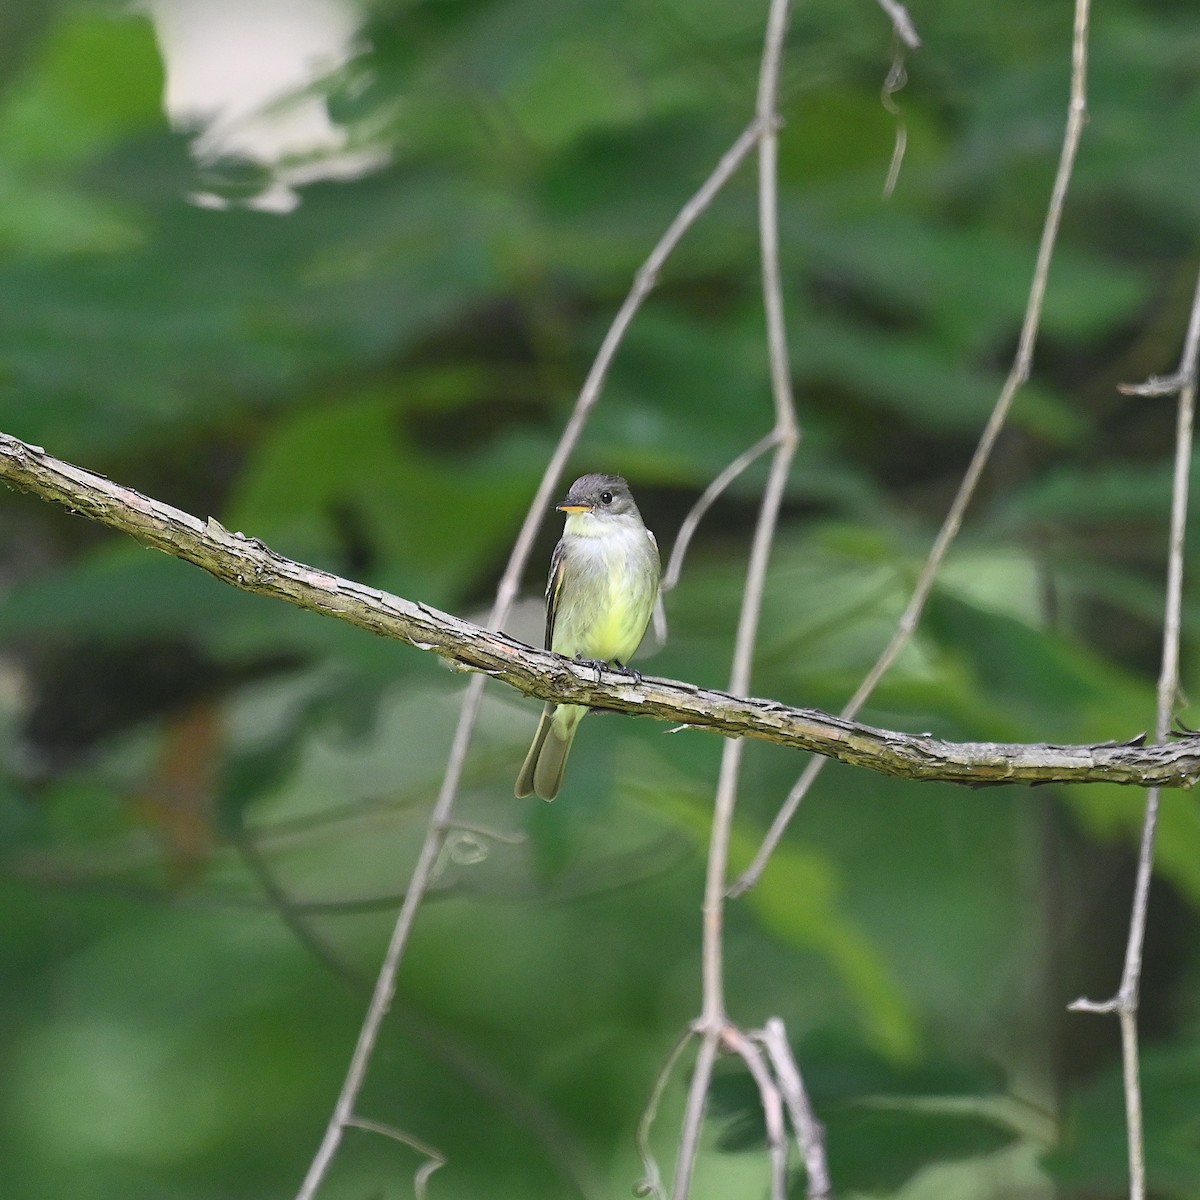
xmin=1 ymin=430 xmax=1195 ymax=792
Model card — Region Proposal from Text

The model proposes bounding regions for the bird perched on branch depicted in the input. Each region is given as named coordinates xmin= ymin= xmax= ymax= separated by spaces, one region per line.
xmin=515 ymin=473 xmax=660 ymax=801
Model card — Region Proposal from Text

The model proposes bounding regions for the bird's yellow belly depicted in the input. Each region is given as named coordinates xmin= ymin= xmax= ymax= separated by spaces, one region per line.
xmin=581 ymin=607 xmax=635 ymax=663
xmin=550 ymin=518 xmax=658 ymax=666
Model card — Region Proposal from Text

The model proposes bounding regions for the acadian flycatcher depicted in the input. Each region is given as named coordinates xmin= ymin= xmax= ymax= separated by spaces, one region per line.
xmin=515 ymin=473 xmax=660 ymax=801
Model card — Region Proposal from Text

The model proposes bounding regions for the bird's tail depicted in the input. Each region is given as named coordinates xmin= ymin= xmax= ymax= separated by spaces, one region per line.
xmin=515 ymin=703 xmax=585 ymax=801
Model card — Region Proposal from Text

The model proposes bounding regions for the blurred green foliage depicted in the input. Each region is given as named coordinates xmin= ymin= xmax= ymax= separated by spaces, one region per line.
xmin=2 ymin=0 xmax=1200 ymax=1197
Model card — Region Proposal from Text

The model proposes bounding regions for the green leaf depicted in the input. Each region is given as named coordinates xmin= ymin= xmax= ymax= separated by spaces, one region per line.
xmin=227 ymin=393 xmax=536 ymax=604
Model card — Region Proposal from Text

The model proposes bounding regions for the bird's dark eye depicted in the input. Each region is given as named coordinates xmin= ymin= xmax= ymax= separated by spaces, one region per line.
xmin=600 ymin=491 xmax=613 ymax=505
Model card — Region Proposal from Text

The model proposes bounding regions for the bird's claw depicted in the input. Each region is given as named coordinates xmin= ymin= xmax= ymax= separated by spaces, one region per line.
xmin=574 ymin=655 xmax=607 ymax=682
xmin=570 ymin=656 xmax=643 ymax=684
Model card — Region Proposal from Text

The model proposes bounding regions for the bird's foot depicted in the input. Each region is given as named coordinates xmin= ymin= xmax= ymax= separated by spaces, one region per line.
xmin=574 ymin=655 xmax=608 ymax=682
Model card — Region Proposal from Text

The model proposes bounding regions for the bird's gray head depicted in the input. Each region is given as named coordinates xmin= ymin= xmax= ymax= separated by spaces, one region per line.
xmin=556 ymin=473 xmax=643 ymax=521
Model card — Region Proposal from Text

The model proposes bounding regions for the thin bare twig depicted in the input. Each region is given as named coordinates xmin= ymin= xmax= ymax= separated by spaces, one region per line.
xmin=875 ymin=0 xmax=921 ymax=49
xmin=732 ymin=0 xmax=1094 ymax=896
xmin=635 ymin=1029 xmax=698 ymax=1200
xmin=671 ymin=1032 xmax=720 ymax=1200
xmin=1118 ymin=374 xmax=1190 ymax=397
xmin=1069 ymin=261 xmax=1200 ymax=1200
xmin=724 ymin=1026 xmax=790 ymax=1200
xmin=655 ymin=429 xmax=776 ymax=645
xmin=663 ymin=431 xmax=779 ymax=592
xmin=294 ymin=683 xmax=474 ymax=1199
xmin=671 ymin=0 xmax=800 ymax=1194
xmin=758 ymin=1019 xmax=832 ymax=1199
xmin=293 ymin=99 xmax=765 ymax=1200
xmin=344 ymin=1117 xmax=446 ymax=1200
xmin=443 ymin=819 xmax=527 ymax=845
xmin=880 ymin=47 xmax=909 ymax=199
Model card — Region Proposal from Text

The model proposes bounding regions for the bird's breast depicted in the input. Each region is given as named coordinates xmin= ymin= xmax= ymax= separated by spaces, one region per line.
xmin=552 ymin=525 xmax=658 ymax=663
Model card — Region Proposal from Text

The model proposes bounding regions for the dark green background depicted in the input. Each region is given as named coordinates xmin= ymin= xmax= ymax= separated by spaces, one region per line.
xmin=2 ymin=1 xmax=1200 ymax=1197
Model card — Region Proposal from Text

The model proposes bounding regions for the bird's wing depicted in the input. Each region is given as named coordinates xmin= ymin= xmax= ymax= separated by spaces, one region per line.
xmin=544 ymin=537 xmax=568 ymax=651
xmin=646 ymin=527 xmax=660 ymax=572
